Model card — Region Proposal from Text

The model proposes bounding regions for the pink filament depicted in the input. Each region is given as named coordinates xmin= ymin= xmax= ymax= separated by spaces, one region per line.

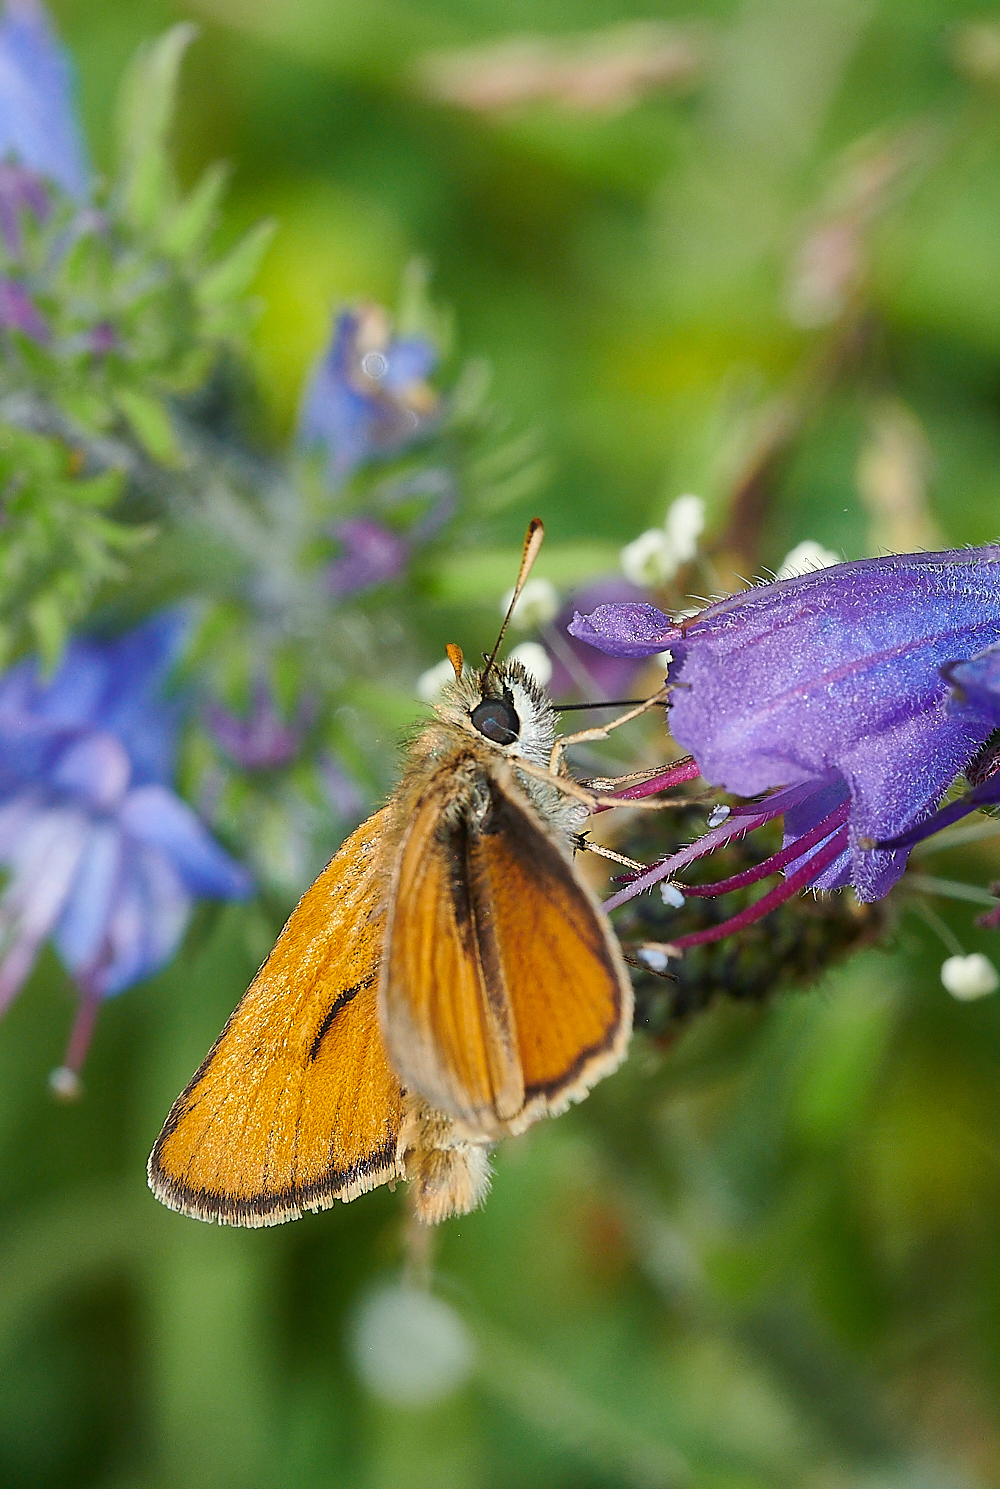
xmin=681 ymin=801 xmax=850 ymax=898
xmin=64 ymin=985 xmax=102 ymax=1073
xmin=666 ymin=824 xmax=851 ymax=950
xmin=591 ymin=755 xmax=700 ymax=811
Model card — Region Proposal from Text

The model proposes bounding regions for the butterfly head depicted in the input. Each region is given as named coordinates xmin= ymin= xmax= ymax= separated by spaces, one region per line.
xmin=435 ymin=658 xmax=558 ymax=770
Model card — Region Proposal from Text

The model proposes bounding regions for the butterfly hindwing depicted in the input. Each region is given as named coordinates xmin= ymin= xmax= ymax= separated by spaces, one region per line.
xmin=148 ymin=810 xmax=405 ymax=1227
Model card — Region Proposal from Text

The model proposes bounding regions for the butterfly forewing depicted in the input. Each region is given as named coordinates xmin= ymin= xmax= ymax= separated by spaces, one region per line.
xmin=382 ymin=759 xmax=631 ymax=1138
xmin=381 ymin=772 xmax=524 ymax=1131
xmin=148 ymin=811 xmax=405 ymax=1226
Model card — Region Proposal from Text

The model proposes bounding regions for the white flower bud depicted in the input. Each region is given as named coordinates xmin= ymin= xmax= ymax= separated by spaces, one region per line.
xmin=500 ymin=577 xmax=559 ymax=631
xmin=508 ymin=641 xmax=553 ymax=687
xmin=663 ymin=493 xmax=705 ymax=565
xmin=416 ymin=657 xmax=458 ymax=701
xmin=775 ymin=540 xmax=840 ymax=580
xmin=940 ymin=954 xmax=999 ymax=1001
xmin=621 ymin=495 xmax=705 ymax=587
xmin=660 ymin=881 xmax=685 ymax=908
xmin=621 ymin=528 xmax=678 ymax=586
xmin=351 ymin=1286 xmax=475 ymax=1405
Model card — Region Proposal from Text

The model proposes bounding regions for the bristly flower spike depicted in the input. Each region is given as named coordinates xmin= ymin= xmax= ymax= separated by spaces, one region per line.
xmin=571 ymin=547 xmax=1000 ymax=941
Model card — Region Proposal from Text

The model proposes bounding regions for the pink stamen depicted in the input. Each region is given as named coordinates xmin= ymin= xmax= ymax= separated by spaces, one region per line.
xmin=63 ymin=984 xmax=102 ymax=1074
xmin=681 ymin=801 xmax=850 ymax=898
xmin=603 ymin=809 xmax=773 ymax=912
xmin=666 ymin=825 xmax=851 ymax=950
xmin=591 ymin=756 xmax=700 ymax=811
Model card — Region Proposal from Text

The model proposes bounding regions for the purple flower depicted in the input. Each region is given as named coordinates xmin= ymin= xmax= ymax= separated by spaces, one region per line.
xmin=299 ymin=305 xmax=439 ymax=481
xmin=571 ymin=549 xmax=1000 ymax=936
xmin=205 ymin=680 xmax=307 ymax=771
xmin=545 ymin=577 xmax=653 ymax=700
xmin=0 ymin=0 xmax=89 ymax=199
xmin=324 ymin=516 xmax=409 ymax=597
xmin=0 ymin=158 xmax=47 ymax=252
xmin=0 ymin=612 xmax=252 ymax=1082
xmin=0 ymin=273 xmax=45 ymax=337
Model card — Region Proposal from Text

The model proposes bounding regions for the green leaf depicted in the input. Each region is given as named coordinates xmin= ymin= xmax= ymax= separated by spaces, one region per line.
xmin=115 ymin=23 xmax=197 ymax=233
xmin=196 ymin=220 xmax=276 ymax=308
xmin=160 ymin=162 xmax=230 ymax=259
xmin=28 ymin=592 xmax=68 ymax=674
xmin=116 ymin=388 xmax=184 ymax=467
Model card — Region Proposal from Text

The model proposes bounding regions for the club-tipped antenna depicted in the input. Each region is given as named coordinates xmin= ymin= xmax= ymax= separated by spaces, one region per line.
xmin=481 ymin=518 xmax=545 ymax=692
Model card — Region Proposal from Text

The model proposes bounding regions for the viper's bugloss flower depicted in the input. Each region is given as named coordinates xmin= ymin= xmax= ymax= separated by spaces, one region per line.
xmin=205 ymin=680 xmax=306 ymax=771
xmin=0 ymin=613 xmax=252 ymax=1083
xmin=300 ymin=306 xmax=439 ymax=481
xmin=325 ymin=516 xmax=410 ymax=597
xmin=570 ymin=548 xmax=1000 ymax=940
xmin=0 ymin=0 xmax=89 ymax=199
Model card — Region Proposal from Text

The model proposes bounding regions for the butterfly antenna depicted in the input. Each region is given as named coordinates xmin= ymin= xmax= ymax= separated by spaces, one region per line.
xmin=481 ymin=518 xmax=545 ymax=692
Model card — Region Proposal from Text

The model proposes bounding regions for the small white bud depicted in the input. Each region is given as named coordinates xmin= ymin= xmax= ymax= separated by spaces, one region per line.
xmin=940 ymin=954 xmax=999 ymax=1001
xmin=621 ymin=528 xmax=678 ymax=586
xmin=351 ymin=1286 xmax=475 ymax=1405
xmin=775 ymin=540 xmax=840 ymax=581
xmin=416 ymin=657 xmax=458 ymax=702
xmin=500 ymin=577 xmax=559 ymax=631
xmin=663 ymin=494 xmax=705 ymax=565
xmin=660 ymin=881 xmax=685 ymax=908
xmin=707 ymin=804 xmax=731 ymax=828
xmin=508 ymin=641 xmax=553 ymax=687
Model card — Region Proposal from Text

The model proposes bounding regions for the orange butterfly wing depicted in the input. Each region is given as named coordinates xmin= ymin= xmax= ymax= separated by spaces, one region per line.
xmin=148 ymin=810 xmax=404 ymax=1226
xmin=474 ymin=782 xmax=632 ymax=1130
xmin=381 ymin=762 xmax=631 ymax=1138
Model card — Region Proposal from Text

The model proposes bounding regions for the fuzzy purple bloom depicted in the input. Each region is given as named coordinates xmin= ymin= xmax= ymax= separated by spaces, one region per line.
xmin=325 ymin=516 xmax=410 ymax=597
xmin=571 ymin=548 xmax=1000 ymax=903
xmin=299 ymin=306 xmax=439 ymax=481
xmin=0 ymin=273 xmax=44 ymax=337
xmin=0 ymin=158 xmax=47 ymax=252
xmin=0 ymin=612 xmax=252 ymax=1020
xmin=205 ymin=680 xmax=306 ymax=771
xmin=0 ymin=0 xmax=89 ymax=199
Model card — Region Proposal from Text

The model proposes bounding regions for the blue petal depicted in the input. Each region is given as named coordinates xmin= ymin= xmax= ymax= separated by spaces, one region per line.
xmin=52 ymin=820 xmax=123 ymax=974
xmin=0 ymin=609 xmax=190 ymax=788
xmin=382 ymin=336 xmax=436 ymax=392
xmin=88 ymin=844 xmax=191 ymax=997
xmin=118 ymin=784 xmax=253 ymax=899
xmin=0 ymin=0 xmax=89 ymax=198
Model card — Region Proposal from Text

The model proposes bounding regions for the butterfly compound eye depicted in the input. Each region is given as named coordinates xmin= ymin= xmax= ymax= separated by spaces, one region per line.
xmin=470 ymin=695 xmax=521 ymax=745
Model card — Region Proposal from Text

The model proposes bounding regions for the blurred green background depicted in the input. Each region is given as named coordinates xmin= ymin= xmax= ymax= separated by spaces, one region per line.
xmin=6 ymin=0 xmax=1000 ymax=1485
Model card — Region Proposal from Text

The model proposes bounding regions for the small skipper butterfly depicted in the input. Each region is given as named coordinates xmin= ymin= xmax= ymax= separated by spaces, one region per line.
xmin=149 ymin=521 xmax=650 ymax=1226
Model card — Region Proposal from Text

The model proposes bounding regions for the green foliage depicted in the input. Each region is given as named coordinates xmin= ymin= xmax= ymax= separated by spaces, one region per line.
xmin=6 ymin=3 xmax=1000 ymax=1488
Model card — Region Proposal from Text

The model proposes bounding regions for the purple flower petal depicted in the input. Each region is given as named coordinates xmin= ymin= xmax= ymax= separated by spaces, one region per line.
xmin=52 ymin=820 xmax=123 ymax=974
xmin=567 ymin=601 xmax=680 ymax=659
xmin=0 ymin=274 xmax=47 ymax=338
xmin=325 ymin=517 xmax=409 ymax=597
xmin=89 ymin=845 xmax=191 ymax=997
xmin=943 ymin=643 xmax=1000 ymax=722
xmin=0 ymin=0 xmax=90 ymax=198
xmin=51 ymin=731 xmax=131 ymax=810
xmin=119 ymin=784 xmax=252 ymax=900
xmin=299 ymin=307 xmax=439 ymax=480
xmin=0 ymin=159 xmax=48 ymax=252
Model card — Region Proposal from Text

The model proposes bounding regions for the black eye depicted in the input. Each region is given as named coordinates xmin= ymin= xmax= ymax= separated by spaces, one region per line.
xmin=470 ymin=695 xmax=520 ymax=745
